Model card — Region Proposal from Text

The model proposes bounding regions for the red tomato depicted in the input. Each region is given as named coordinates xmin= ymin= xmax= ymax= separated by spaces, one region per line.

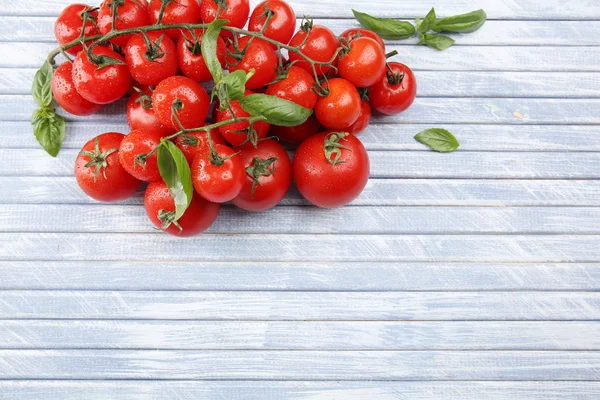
xmin=248 ymin=0 xmax=296 ymax=46
xmin=152 ymin=76 xmax=210 ymax=130
xmin=346 ymin=100 xmax=371 ymax=135
xmin=271 ymin=115 xmax=320 ymax=145
xmin=144 ymin=181 xmax=220 ymax=237
xmin=369 ymin=62 xmax=417 ymax=115
xmin=72 ymin=46 xmax=131 ymax=105
xmin=174 ymin=126 xmax=227 ymax=165
xmin=340 ymin=28 xmax=385 ymax=49
xmin=177 ymin=29 xmax=226 ymax=82
xmin=98 ymin=0 xmax=150 ymax=47
xmin=119 ymin=129 xmax=167 ymax=182
xmin=293 ymin=132 xmax=369 ymax=208
xmin=338 ymin=37 xmax=386 ymax=88
xmin=232 ymin=140 xmax=292 ymax=211
xmin=124 ymin=32 xmax=178 ymax=87
xmin=314 ymin=78 xmax=361 ymax=130
xmin=191 ymin=143 xmax=245 ymax=203
xmin=148 ymin=0 xmax=202 ymax=39
xmin=126 ymin=86 xmax=174 ymax=135
xmin=215 ymin=99 xmax=271 ymax=148
xmin=225 ymin=36 xmax=278 ymax=89
xmin=265 ymin=66 xmax=317 ymax=109
xmin=55 ymin=4 xmax=100 ymax=56
xmin=289 ymin=25 xmax=339 ymax=75
xmin=75 ymin=132 xmax=141 ymax=202
xmin=200 ymin=0 xmax=250 ymax=38
xmin=52 ymin=62 xmax=103 ymax=116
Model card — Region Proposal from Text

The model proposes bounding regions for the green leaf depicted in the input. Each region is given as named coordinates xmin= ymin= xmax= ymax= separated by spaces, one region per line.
xmin=32 ymin=60 xmax=53 ymax=108
xmin=352 ymin=9 xmax=416 ymax=40
xmin=419 ymin=33 xmax=455 ymax=50
xmin=157 ymin=140 xmax=194 ymax=224
xmin=433 ymin=9 xmax=487 ymax=33
xmin=414 ymin=128 xmax=460 ymax=153
xmin=240 ymin=94 xmax=312 ymax=127
xmin=222 ymin=70 xmax=247 ymax=101
xmin=32 ymin=110 xmax=65 ymax=157
xmin=418 ymin=8 xmax=436 ymax=34
xmin=202 ymin=19 xmax=229 ymax=83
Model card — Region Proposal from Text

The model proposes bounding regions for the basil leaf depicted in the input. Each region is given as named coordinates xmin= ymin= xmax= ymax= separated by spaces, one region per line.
xmin=419 ymin=33 xmax=455 ymax=50
xmin=240 ymin=94 xmax=312 ymax=127
xmin=418 ymin=8 xmax=436 ymax=34
xmin=222 ymin=70 xmax=247 ymax=101
xmin=157 ymin=140 xmax=194 ymax=222
xmin=32 ymin=111 xmax=65 ymax=157
xmin=32 ymin=60 xmax=53 ymax=108
xmin=202 ymin=19 xmax=229 ymax=83
xmin=433 ymin=9 xmax=487 ymax=33
xmin=415 ymin=128 xmax=459 ymax=153
xmin=352 ymin=9 xmax=416 ymax=40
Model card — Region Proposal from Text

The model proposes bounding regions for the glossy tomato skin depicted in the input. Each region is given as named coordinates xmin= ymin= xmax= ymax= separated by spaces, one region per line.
xmin=200 ymin=0 xmax=250 ymax=38
xmin=98 ymin=0 xmax=150 ymax=47
xmin=144 ymin=181 xmax=220 ymax=237
xmin=248 ymin=0 xmax=296 ymax=46
xmin=314 ymin=78 xmax=361 ymax=130
xmin=119 ymin=129 xmax=167 ymax=182
xmin=232 ymin=140 xmax=292 ymax=211
xmin=338 ymin=37 xmax=386 ymax=88
xmin=346 ymin=100 xmax=371 ymax=135
xmin=265 ymin=66 xmax=317 ymax=109
xmin=225 ymin=36 xmax=278 ymax=90
xmin=124 ymin=32 xmax=178 ymax=87
xmin=72 ymin=46 xmax=131 ymax=105
xmin=75 ymin=132 xmax=141 ymax=202
xmin=126 ymin=87 xmax=174 ymax=135
xmin=191 ymin=144 xmax=246 ymax=203
xmin=289 ymin=25 xmax=339 ymax=75
xmin=175 ymin=126 xmax=227 ymax=165
xmin=55 ymin=4 xmax=100 ymax=56
xmin=148 ymin=0 xmax=202 ymax=39
xmin=152 ymin=76 xmax=210 ymax=130
xmin=293 ymin=132 xmax=370 ymax=208
xmin=271 ymin=115 xmax=320 ymax=145
xmin=340 ymin=28 xmax=385 ymax=49
xmin=369 ymin=62 xmax=417 ymax=115
xmin=216 ymin=98 xmax=271 ymax=148
xmin=52 ymin=63 xmax=103 ymax=116
xmin=177 ymin=29 xmax=226 ymax=82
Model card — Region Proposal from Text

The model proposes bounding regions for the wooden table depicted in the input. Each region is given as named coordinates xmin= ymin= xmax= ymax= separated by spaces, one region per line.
xmin=1 ymin=0 xmax=600 ymax=398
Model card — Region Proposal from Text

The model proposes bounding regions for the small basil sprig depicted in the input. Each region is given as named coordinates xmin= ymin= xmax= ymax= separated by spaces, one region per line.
xmin=418 ymin=33 xmax=455 ymax=50
xmin=434 ymin=9 xmax=487 ymax=33
xmin=352 ymin=10 xmax=416 ymax=40
xmin=415 ymin=128 xmax=460 ymax=153
xmin=240 ymin=94 xmax=312 ymax=127
xmin=417 ymin=8 xmax=437 ymax=34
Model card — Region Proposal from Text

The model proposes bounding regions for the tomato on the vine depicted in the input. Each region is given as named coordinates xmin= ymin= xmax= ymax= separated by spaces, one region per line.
xmin=314 ymin=78 xmax=361 ymax=130
xmin=271 ymin=115 xmax=320 ymax=145
xmin=175 ymin=126 xmax=227 ymax=165
xmin=288 ymin=24 xmax=339 ymax=75
xmin=52 ymin=62 xmax=103 ymax=116
xmin=148 ymin=0 xmax=202 ymax=39
xmin=346 ymin=100 xmax=371 ymax=135
xmin=126 ymin=86 xmax=174 ymax=135
xmin=248 ymin=0 xmax=296 ymax=46
xmin=215 ymin=97 xmax=271 ymax=148
xmin=369 ymin=62 xmax=417 ymax=115
xmin=97 ymin=0 xmax=150 ymax=47
xmin=338 ymin=37 xmax=386 ymax=88
xmin=232 ymin=140 xmax=292 ymax=211
xmin=191 ymin=143 xmax=246 ymax=203
xmin=75 ymin=132 xmax=141 ymax=202
xmin=72 ymin=46 xmax=131 ymax=105
xmin=144 ymin=181 xmax=220 ymax=237
xmin=177 ymin=29 xmax=227 ymax=83
xmin=55 ymin=4 xmax=100 ymax=56
xmin=265 ymin=66 xmax=318 ymax=109
xmin=200 ymin=0 xmax=250 ymax=38
xmin=293 ymin=131 xmax=369 ymax=208
xmin=152 ymin=76 xmax=210 ymax=130
xmin=118 ymin=128 xmax=167 ymax=182
xmin=339 ymin=28 xmax=385 ymax=49
xmin=225 ymin=36 xmax=278 ymax=90
xmin=124 ymin=32 xmax=178 ymax=87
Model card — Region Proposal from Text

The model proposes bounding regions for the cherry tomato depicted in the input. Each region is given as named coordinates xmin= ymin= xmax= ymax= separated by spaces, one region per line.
xmin=232 ymin=140 xmax=292 ymax=211
xmin=124 ymin=32 xmax=178 ymax=87
xmin=148 ymin=0 xmax=202 ymax=39
xmin=98 ymin=0 xmax=150 ymax=47
xmin=52 ymin=62 xmax=103 ymax=116
xmin=119 ymin=129 xmax=167 ymax=182
xmin=289 ymin=25 xmax=339 ymax=75
xmin=55 ymin=4 xmax=100 ymax=56
xmin=152 ymin=76 xmax=210 ymax=130
xmin=177 ymin=29 xmax=226 ymax=82
xmin=248 ymin=0 xmax=296 ymax=46
xmin=191 ymin=143 xmax=245 ymax=203
xmin=271 ymin=115 xmax=320 ymax=145
xmin=215 ymin=99 xmax=271 ymax=148
xmin=75 ymin=132 xmax=141 ymax=202
xmin=126 ymin=86 xmax=174 ymax=135
xmin=369 ymin=62 xmax=417 ymax=115
xmin=346 ymin=100 xmax=371 ymax=135
xmin=265 ymin=66 xmax=317 ymax=109
xmin=314 ymin=78 xmax=361 ymax=130
xmin=175 ymin=126 xmax=226 ymax=165
xmin=339 ymin=28 xmax=385 ymax=49
xmin=72 ymin=46 xmax=131 ymax=105
xmin=338 ymin=37 xmax=386 ymax=88
xmin=293 ymin=132 xmax=369 ymax=208
xmin=225 ymin=36 xmax=278 ymax=90
xmin=144 ymin=181 xmax=220 ymax=237
xmin=200 ymin=0 xmax=250 ymax=38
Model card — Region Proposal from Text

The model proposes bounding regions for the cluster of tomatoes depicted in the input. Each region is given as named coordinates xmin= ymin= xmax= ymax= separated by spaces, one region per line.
xmin=51 ymin=0 xmax=417 ymax=236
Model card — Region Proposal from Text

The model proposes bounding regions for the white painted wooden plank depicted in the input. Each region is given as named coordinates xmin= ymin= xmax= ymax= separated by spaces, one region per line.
xmin=1 ymin=261 xmax=599 ymax=291
xmin=0 ymin=291 xmax=598 ymax=320
xmin=1 ymin=321 xmax=599 ymax=350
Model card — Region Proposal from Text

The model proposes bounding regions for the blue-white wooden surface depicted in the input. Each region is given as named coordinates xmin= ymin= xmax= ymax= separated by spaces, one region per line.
xmin=0 ymin=0 xmax=600 ymax=398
